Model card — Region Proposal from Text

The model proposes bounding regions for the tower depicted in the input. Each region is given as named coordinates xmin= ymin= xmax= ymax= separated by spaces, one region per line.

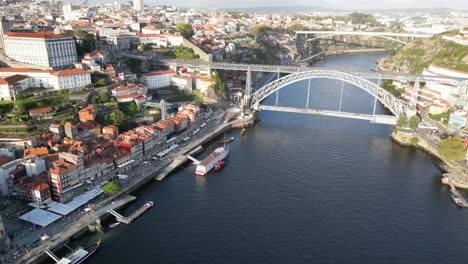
xmin=132 ymin=0 xmax=143 ymax=11
xmin=0 ymin=17 xmax=12 ymax=49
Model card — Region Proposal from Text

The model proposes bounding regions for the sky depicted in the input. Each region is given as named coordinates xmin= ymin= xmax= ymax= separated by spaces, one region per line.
xmin=137 ymin=0 xmax=468 ymax=9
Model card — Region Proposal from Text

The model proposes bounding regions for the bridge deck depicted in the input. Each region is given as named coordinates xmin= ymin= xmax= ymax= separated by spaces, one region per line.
xmin=259 ymin=105 xmax=397 ymax=125
xmin=154 ymin=60 xmax=468 ymax=85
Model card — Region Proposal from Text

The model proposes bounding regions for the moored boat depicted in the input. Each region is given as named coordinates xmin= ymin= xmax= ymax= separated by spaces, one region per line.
xmin=451 ymin=194 xmax=464 ymax=207
xmin=196 ymin=146 xmax=229 ymax=176
xmin=214 ymin=159 xmax=227 ymax=171
xmin=219 ymin=137 xmax=234 ymax=144
xmin=45 ymin=240 xmax=100 ymax=264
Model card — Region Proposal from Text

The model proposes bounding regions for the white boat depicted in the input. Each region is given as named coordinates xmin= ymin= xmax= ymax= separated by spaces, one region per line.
xmin=195 ymin=146 xmax=229 ymax=176
xmin=45 ymin=241 xmax=100 ymax=264
xmin=109 ymin=222 xmax=120 ymax=228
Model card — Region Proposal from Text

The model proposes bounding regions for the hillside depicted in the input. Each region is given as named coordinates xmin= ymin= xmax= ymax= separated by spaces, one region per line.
xmin=379 ymin=35 xmax=468 ymax=74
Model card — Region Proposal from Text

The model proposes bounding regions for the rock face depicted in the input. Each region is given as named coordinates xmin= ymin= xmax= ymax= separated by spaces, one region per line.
xmin=379 ymin=35 xmax=468 ymax=74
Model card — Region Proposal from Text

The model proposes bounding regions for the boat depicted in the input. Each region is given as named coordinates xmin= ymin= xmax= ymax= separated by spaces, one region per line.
xmin=109 ymin=222 xmax=120 ymax=228
xmin=45 ymin=240 xmax=100 ymax=264
xmin=451 ymin=193 xmax=464 ymax=207
xmin=195 ymin=146 xmax=229 ymax=176
xmin=219 ymin=137 xmax=234 ymax=144
xmin=214 ymin=159 xmax=227 ymax=171
xmin=240 ymin=128 xmax=246 ymax=135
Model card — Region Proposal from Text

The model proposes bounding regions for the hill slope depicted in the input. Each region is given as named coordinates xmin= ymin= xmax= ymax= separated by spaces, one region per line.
xmin=379 ymin=35 xmax=468 ymax=74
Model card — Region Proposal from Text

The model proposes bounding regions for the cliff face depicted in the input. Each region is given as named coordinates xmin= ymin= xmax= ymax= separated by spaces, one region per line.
xmin=379 ymin=35 xmax=468 ymax=74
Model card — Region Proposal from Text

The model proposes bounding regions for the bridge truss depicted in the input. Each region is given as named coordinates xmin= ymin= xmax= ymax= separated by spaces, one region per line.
xmin=250 ymin=70 xmax=410 ymax=117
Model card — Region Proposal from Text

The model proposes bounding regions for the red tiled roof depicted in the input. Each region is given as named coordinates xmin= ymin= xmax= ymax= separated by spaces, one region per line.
xmin=23 ymin=147 xmax=49 ymax=157
xmin=29 ymin=106 xmax=53 ymax=115
xmin=144 ymin=70 xmax=175 ymax=76
xmin=51 ymin=69 xmax=88 ymax=77
xmin=5 ymin=32 xmax=70 ymax=38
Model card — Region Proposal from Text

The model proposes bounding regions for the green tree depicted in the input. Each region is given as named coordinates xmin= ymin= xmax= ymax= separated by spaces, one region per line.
xmin=408 ymin=115 xmax=420 ymax=130
xmin=175 ymin=23 xmax=194 ymax=39
xmin=439 ymin=135 xmax=467 ymax=161
xmin=251 ymin=25 xmax=272 ymax=39
xmin=410 ymin=137 xmax=419 ymax=145
xmin=212 ymin=70 xmax=225 ymax=94
xmin=395 ymin=114 xmax=408 ymax=130
xmin=108 ymin=111 xmax=125 ymax=127
xmin=288 ymin=23 xmax=304 ymax=32
xmin=101 ymin=181 xmax=121 ymax=195
xmin=96 ymin=79 xmax=108 ymax=87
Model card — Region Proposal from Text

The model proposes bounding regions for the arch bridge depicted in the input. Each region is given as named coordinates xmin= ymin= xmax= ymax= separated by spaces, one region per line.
xmin=247 ymin=70 xmax=410 ymax=125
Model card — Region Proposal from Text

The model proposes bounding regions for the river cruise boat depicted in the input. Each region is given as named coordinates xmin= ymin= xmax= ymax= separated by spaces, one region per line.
xmin=196 ymin=146 xmax=229 ymax=176
xmin=45 ymin=240 xmax=100 ymax=264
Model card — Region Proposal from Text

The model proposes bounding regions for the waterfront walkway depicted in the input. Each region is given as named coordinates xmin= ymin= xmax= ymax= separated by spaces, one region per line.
xmin=17 ymin=110 xmax=232 ymax=264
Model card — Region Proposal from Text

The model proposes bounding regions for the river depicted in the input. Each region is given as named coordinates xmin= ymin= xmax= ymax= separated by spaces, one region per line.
xmin=82 ymin=53 xmax=467 ymax=264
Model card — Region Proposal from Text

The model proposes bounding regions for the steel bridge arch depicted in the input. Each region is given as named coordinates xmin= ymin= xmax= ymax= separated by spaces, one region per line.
xmin=250 ymin=70 xmax=410 ymax=117
xmin=306 ymin=34 xmax=408 ymax=45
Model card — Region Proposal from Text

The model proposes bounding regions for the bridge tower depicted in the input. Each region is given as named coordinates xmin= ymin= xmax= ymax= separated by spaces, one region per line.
xmin=160 ymin=99 xmax=167 ymax=120
xmin=411 ymin=78 xmax=420 ymax=108
xmin=242 ymin=68 xmax=252 ymax=113
xmin=456 ymin=81 xmax=468 ymax=108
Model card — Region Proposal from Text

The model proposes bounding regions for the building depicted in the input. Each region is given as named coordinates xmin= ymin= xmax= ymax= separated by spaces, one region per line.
xmin=141 ymin=25 xmax=160 ymax=34
xmin=171 ymin=75 xmax=193 ymax=92
xmin=0 ymin=144 xmax=15 ymax=159
xmin=133 ymin=0 xmax=143 ymax=11
xmin=442 ymin=33 xmax=468 ymax=46
xmin=143 ymin=70 xmax=175 ymax=90
xmin=0 ymin=74 xmax=29 ymax=101
xmin=32 ymin=183 xmax=51 ymax=205
xmin=0 ymin=18 xmax=13 ymax=49
xmin=79 ymin=105 xmax=97 ymax=123
xmin=3 ymin=32 xmax=77 ymax=69
xmin=0 ymin=68 xmax=91 ymax=90
xmin=449 ymin=109 xmax=468 ymax=128
xmin=111 ymin=84 xmax=151 ymax=107
xmin=23 ymin=147 xmax=49 ymax=158
xmin=22 ymin=156 xmax=47 ymax=176
xmin=29 ymin=106 xmax=54 ymax=120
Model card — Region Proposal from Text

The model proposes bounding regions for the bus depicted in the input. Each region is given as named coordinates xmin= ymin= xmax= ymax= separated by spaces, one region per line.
xmin=192 ymin=128 xmax=200 ymax=135
xmin=165 ymin=137 xmax=177 ymax=144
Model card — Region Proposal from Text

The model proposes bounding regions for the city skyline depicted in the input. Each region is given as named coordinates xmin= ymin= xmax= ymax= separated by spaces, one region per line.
xmin=78 ymin=0 xmax=468 ymax=10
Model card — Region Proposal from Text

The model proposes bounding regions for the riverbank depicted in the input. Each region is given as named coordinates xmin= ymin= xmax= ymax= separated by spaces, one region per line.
xmin=18 ymin=111 xmax=245 ymax=264
xmin=391 ymin=131 xmax=467 ymax=185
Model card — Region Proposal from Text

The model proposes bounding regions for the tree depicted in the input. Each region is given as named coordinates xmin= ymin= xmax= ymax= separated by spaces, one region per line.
xmin=410 ymin=137 xmax=419 ymax=145
xmin=395 ymin=114 xmax=408 ymax=130
xmin=108 ymin=111 xmax=125 ymax=127
xmin=101 ymin=181 xmax=121 ymax=195
xmin=95 ymin=79 xmax=108 ymax=87
xmin=212 ymin=70 xmax=225 ymax=94
xmin=439 ymin=135 xmax=467 ymax=161
xmin=175 ymin=23 xmax=194 ymax=39
xmin=251 ymin=25 xmax=272 ymax=39
xmin=288 ymin=23 xmax=304 ymax=32
xmin=408 ymin=115 xmax=420 ymax=130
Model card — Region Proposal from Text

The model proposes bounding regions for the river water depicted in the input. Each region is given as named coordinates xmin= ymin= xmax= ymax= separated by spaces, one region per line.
xmin=85 ymin=53 xmax=468 ymax=264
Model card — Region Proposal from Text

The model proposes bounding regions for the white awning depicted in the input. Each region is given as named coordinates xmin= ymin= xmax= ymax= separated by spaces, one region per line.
xmin=19 ymin=209 xmax=62 ymax=227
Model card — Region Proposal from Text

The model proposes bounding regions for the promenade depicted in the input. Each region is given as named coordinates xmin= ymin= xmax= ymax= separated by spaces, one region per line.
xmin=15 ymin=109 xmax=232 ymax=264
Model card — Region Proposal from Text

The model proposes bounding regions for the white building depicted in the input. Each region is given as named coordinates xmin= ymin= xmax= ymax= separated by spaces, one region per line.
xmin=422 ymin=64 xmax=468 ymax=106
xmin=22 ymin=156 xmax=46 ymax=177
xmin=3 ymin=32 xmax=77 ymax=69
xmin=171 ymin=75 xmax=193 ymax=92
xmin=141 ymin=25 xmax=160 ymax=34
xmin=143 ymin=70 xmax=175 ymax=90
xmin=0 ymin=68 xmax=91 ymax=90
xmin=133 ymin=0 xmax=143 ymax=11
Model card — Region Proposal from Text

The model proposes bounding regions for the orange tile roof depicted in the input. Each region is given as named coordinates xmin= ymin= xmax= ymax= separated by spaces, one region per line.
xmin=51 ymin=69 xmax=89 ymax=77
xmin=23 ymin=147 xmax=49 ymax=157
xmin=144 ymin=70 xmax=175 ymax=76
xmin=4 ymin=32 xmax=71 ymax=38
xmin=29 ymin=106 xmax=53 ymax=115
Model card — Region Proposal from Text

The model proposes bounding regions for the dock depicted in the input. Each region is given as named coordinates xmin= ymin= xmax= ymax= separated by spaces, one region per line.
xmin=109 ymin=201 xmax=154 ymax=224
